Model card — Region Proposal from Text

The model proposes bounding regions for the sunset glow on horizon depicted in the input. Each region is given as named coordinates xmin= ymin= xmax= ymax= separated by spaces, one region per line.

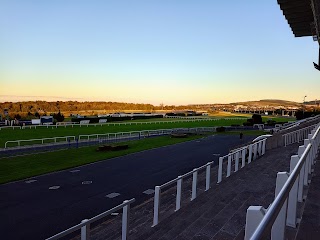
xmin=1 ymin=0 xmax=319 ymax=105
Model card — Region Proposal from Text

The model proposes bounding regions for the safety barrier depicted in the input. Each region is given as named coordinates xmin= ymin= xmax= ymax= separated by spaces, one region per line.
xmin=0 ymin=117 xmax=246 ymax=130
xmin=3 ymin=127 xmax=217 ymax=149
xmin=244 ymin=123 xmax=320 ymax=240
xmin=152 ymin=137 xmax=267 ymax=227
xmin=4 ymin=136 xmax=76 ymax=148
xmin=217 ymin=138 xmax=267 ymax=183
xmin=283 ymin=124 xmax=318 ymax=146
xmin=152 ymin=162 xmax=213 ymax=227
xmin=46 ymin=198 xmax=135 ymax=240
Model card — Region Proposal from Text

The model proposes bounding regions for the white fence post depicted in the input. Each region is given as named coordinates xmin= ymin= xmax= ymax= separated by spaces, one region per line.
xmin=253 ymin=143 xmax=258 ymax=160
xmin=244 ymin=206 xmax=267 ymax=240
xmin=297 ymin=146 xmax=306 ymax=202
xmin=286 ymin=155 xmax=299 ymax=228
xmin=218 ymin=157 xmax=223 ymax=183
xmin=235 ymin=152 xmax=239 ymax=172
xmin=262 ymin=139 xmax=266 ymax=155
xmin=227 ymin=155 xmax=232 ymax=177
xmin=271 ymin=172 xmax=289 ymax=240
xmin=205 ymin=163 xmax=211 ymax=191
xmin=304 ymin=139 xmax=311 ymax=185
xmin=175 ymin=176 xmax=182 ymax=211
xmin=248 ymin=145 xmax=253 ymax=163
xmin=122 ymin=200 xmax=130 ymax=240
xmin=242 ymin=148 xmax=246 ymax=168
xmin=81 ymin=219 xmax=90 ymax=240
xmin=191 ymin=169 xmax=198 ymax=201
xmin=152 ymin=186 xmax=161 ymax=227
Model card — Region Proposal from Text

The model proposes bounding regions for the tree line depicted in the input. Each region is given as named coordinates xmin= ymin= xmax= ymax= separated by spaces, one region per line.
xmin=0 ymin=101 xmax=192 ymax=119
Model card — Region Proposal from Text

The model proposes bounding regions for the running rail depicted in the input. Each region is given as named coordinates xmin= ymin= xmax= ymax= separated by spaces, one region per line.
xmin=246 ymin=124 xmax=320 ymax=240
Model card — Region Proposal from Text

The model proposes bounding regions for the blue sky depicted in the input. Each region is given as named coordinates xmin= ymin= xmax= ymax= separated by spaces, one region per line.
xmin=1 ymin=0 xmax=319 ymax=105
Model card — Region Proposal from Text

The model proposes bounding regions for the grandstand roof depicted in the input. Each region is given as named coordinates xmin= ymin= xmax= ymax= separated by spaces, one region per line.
xmin=277 ymin=0 xmax=320 ymax=44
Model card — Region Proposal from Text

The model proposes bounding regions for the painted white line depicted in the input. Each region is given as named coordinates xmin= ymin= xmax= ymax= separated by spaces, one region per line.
xmin=25 ymin=180 xmax=37 ymax=184
xmin=143 ymin=189 xmax=155 ymax=195
xmin=212 ymin=153 xmax=221 ymax=156
xmin=82 ymin=181 xmax=92 ymax=185
xmin=111 ymin=213 xmax=119 ymax=216
xmin=49 ymin=186 xmax=60 ymax=190
xmin=70 ymin=170 xmax=80 ymax=173
xmin=106 ymin=192 xmax=120 ymax=198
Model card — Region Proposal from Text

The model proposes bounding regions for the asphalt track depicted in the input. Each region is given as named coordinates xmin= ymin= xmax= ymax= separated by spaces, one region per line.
xmin=0 ymin=134 xmax=256 ymax=240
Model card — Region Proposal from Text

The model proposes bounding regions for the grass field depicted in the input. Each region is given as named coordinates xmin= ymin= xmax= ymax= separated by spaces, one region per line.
xmin=0 ymin=129 xmax=266 ymax=184
xmin=0 ymin=119 xmax=233 ymax=147
xmin=0 ymin=135 xmax=205 ymax=184
xmin=0 ymin=116 xmax=293 ymax=148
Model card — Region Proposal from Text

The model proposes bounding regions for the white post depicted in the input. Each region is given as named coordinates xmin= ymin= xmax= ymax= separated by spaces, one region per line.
xmin=242 ymin=148 xmax=246 ymax=168
xmin=191 ymin=169 xmax=198 ymax=201
xmin=152 ymin=186 xmax=161 ymax=227
xmin=284 ymin=135 xmax=287 ymax=147
xmin=258 ymin=141 xmax=262 ymax=156
xmin=304 ymin=139 xmax=311 ymax=185
xmin=248 ymin=145 xmax=253 ymax=163
xmin=218 ymin=157 xmax=223 ymax=183
xmin=244 ymin=206 xmax=267 ymax=240
xmin=262 ymin=139 xmax=266 ymax=155
xmin=81 ymin=219 xmax=90 ymax=240
xmin=205 ymin=163 xmax=211 ymax=191
xmin=253 ymin=143 xmax=258 ymax=160
xmin=122 ymin=200 xmax=130 ymax=240
xmin=175 ymin=177 xmax=182 ymax=211
xmin=298 ymin=146 xmax=306 ymax=202
xmin=227 ymin=155 xmax=232 ymax=177
xmin=286 ymin=155 xmax=299 ymax=228
xmin=271 ymin=172 xmax=289 ymax=240
xmin=235 ymin=152 xmax=239 ymax=172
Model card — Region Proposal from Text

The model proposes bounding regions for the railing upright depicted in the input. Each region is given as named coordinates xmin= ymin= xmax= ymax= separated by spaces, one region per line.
xmin=152 ymin=186 xmax=161 ymax=227
xmin=191 ymin=169 xmax=198 ymax=201
xmin=175 ymin=176 xmax=183 ymax=211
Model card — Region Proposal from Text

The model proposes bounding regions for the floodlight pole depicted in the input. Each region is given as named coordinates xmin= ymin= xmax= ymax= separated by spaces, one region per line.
xmin=303 ymin=95 xmax=307 ymax=118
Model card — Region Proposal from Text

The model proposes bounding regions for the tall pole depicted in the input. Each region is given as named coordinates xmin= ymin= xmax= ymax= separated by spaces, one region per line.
xmin=303 ymin=95 xmax=307 ymax=118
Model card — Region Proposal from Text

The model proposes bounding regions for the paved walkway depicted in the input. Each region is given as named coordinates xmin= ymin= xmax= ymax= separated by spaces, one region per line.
xmin=86 ymin=143 xmax=300 ymax=240
xmin=295 ymin=154 xmax=320 ymax=240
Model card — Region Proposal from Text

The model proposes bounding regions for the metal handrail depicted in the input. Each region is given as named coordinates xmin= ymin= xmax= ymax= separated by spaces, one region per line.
xmin=46 ymin=198 xmax=135 ymax=240
xmin=250 ymin=125 xmax=320 ymax=239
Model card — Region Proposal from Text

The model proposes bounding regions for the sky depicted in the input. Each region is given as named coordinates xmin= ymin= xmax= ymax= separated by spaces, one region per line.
xmin=0 ymin=0 xmax=319 ymax=105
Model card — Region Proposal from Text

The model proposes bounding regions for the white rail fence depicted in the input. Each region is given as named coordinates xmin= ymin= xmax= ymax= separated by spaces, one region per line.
xmin=4 ymin=136 xmax=76 ymax=148
xmin=3 ymin=127 xmax=217 ymax=149
xmin=152 ymin=138 xmax=267 ymax=227
xmin=217 ymin=138 xmax=267 ymax=183
xmin=283 ymin=124 xmax=318 ymax=147
xmin=46 ymin=198 xmax=135 ymax=240
xmin=244 ymin=123 xmax=320 ymax=240
xmin=0 ymin=117 xmax=246 ymax=130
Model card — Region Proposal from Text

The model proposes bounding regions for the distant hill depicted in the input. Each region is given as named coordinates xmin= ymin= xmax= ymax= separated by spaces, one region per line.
xmin=230 ymin=99 xmax=302 ymax=107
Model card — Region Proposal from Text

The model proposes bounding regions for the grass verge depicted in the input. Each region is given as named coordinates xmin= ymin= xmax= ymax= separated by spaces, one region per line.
xmin=0 ymin=135 xmax=204 ymax=184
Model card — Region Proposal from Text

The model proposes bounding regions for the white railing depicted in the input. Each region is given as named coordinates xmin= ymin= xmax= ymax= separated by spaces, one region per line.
xmin=152 ymin=137 xmax=267 ymax=227
xmin=245 ymin=123 xmax=320 ymax=240
xmin=0 ymin=126 xmax=22 ymax=130
xmin=283 ymin=124 xmax=318 ymax=146
xmin=217 ymin=138 xmax=267 ymax=183
xmin=152 ymin=162 xmax=213 ymax=227
xmin=46 ymin=198 xmax=135 ymax=240
xmin=4 ymin=136 xmax=76 ymax=148
xmin=0 ymin=117 xmax=247 ymax=131
xmin=3 ymin=127 xmax=217 ymax=149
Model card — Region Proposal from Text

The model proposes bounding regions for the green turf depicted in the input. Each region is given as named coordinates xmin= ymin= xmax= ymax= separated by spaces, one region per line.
xmin=0 ymin=116 xmax=293 ymax=148
xmin=0 ymin=135 xmax=204 ymax=184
